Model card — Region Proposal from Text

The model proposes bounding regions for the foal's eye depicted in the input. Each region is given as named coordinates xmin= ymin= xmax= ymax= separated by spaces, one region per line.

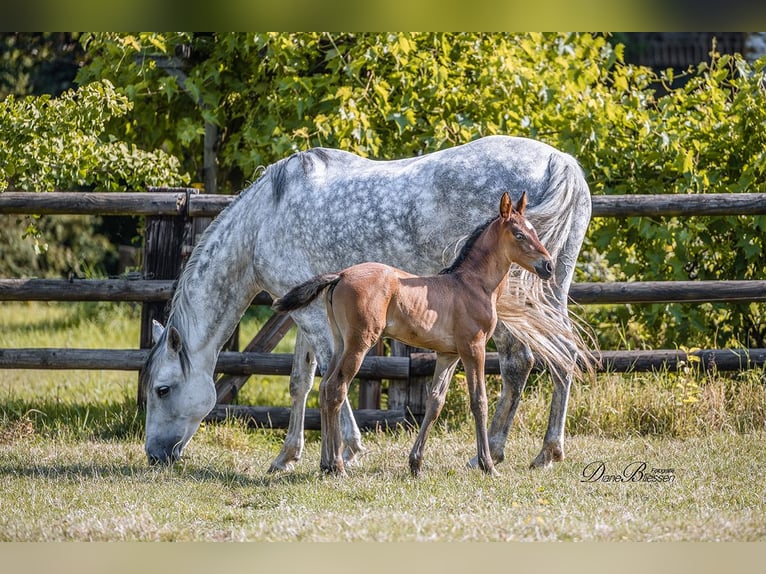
xmin=156 ymin=385 xmax=171 ymax=398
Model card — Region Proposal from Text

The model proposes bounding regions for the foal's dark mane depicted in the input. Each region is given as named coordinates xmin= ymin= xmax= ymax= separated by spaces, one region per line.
xmin=438 ymin=216 xmax=496 ymax=275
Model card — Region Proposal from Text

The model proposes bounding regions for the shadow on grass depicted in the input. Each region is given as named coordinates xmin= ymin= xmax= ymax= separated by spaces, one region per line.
xmin=0 ymin=456 xmax=330 ymax=490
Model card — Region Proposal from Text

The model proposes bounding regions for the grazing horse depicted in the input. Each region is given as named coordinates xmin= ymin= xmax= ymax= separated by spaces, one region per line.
xmin=141 ymin=135 xmax=592 ymax=470
xmin=272 ymin=192 xmax=557 ymax=476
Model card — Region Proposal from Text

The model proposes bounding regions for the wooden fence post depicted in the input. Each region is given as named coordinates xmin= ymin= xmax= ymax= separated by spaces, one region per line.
xmin=137 ymin=188 xmax=193 ymax=409
xmin=358 ymin=340 xmax=384 ymax=409
xmin=387 ymin=341 xmax=427 ymax=425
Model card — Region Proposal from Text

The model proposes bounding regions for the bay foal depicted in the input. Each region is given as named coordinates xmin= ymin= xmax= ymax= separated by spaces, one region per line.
xmin=273 ymin=192 xmax=553 ymax=476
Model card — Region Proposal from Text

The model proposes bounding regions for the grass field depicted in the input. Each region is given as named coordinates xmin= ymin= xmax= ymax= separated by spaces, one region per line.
xmin=1 ymin=301 xmax=765 ymax=541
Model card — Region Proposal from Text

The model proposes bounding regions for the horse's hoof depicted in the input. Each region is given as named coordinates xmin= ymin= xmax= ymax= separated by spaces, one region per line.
xmin=267 ymin=460 xmax=295 ymax=474
xmin=342 ymin=444 xmax=366 ymax=467
xmin=467 ymin=450 xmax=504 ymax=469
xmin=529 ymin=444 xmax=564 ymax=469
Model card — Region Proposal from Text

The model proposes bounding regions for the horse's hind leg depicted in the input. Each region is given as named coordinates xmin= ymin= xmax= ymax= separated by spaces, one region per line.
xmin=468 ymin=325 xmax=533 ymax=469
xmin=341 ymin=400 xmax=365 ymax=466
xmin=530 ymin=360 xmax=571 ymax=469
xmin=409 ymin=353 xmax=459 ymax=476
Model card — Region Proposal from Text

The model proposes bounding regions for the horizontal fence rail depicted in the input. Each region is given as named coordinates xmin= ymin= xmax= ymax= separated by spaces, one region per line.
xmin=205 ymin=404 xmax=408 ymax=431
xmin=3 ymin=191 xmax=766 ymax=218
xmin=2 ymin=278 xmax=765 ymax=305
xmin=2 ymin=348 xmax=764 ymax=375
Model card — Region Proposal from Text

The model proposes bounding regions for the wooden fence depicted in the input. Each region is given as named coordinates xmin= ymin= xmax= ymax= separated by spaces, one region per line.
xmin=1 ymin=189 xmax=766 ymax=429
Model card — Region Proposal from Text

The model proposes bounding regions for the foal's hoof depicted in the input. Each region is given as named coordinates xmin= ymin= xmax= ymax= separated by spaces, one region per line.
xmin=466 ymin=459 xmax=500 ymax=477
xmin=486 ymin=466 xmax=501 ymax=477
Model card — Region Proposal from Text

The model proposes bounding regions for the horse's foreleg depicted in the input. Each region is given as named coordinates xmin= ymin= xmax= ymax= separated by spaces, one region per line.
xmin=468 ymin=329 xmax=533 ymax=469
xmin=409 ymin=353 xmax=459 ymax=477
xmin=462 ymin=346 xmax=498 ymax=476
xmin=268 ymin=332 xmax=315 ymax=473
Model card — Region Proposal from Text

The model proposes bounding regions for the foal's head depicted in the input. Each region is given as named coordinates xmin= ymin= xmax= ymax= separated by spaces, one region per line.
xmin=498 ymin=191 xmax=553 ymax=280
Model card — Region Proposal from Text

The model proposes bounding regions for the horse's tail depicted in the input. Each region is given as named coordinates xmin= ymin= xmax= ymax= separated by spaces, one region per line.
xmin=271 ymin=274 xmax=342 ymax=313
xmin=499 ymin=151 xmax=597 ymax=379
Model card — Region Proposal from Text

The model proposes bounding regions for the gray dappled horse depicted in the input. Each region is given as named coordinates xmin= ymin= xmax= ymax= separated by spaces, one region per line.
xmin=141 ymin=135 xmax=592 ymax=471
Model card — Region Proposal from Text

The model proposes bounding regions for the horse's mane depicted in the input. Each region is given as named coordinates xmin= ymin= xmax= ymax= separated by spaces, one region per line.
xmin=271 ymin=148 xmax=332 ymax=204
xmin=438 ymin=216 xmax=495 ymax=275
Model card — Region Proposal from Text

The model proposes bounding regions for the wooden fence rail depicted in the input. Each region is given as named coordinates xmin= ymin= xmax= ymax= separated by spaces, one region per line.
xmin=2 ymin=347 xmax=764 ymax=376
xmin=2 ymin=278 xmax=766 ymax=305
xmin=3 ymin=191 xmax=766 ymax=218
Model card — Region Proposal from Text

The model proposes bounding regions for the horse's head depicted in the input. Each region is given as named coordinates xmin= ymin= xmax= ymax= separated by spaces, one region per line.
xmin=499 ymin=191 xmax=553 ymax=280
xmin=142 ymin=320 xmax=217 ymax=465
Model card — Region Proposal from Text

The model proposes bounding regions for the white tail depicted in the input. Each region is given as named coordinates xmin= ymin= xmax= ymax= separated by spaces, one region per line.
xmin=497 ymin=154 xmax=596 ymax=379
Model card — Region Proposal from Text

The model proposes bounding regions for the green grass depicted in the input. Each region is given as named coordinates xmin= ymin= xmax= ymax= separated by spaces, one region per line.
xmin=1 ymin=302 xmax=765 ymax=541
xmin=1 ymin=427 xmax=764 ymax=541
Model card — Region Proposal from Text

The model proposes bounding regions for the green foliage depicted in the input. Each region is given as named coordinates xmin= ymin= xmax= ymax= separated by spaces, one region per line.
xmin=67 ymin=34 xmax=766 ymax=348
xmin=0 ymin=79 xmax=187 ymax=192
xmin=0 ymin=33 xmax=83 ymax=99
xmin=0 ymin=214 xmax=114 ymax=278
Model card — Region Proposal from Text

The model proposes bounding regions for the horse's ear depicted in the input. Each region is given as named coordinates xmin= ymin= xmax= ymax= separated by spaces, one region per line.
xmin=152 ymin=320 xmax=165 ymax=344
xmin=500 ymin=192 xmax=512 ymax=219
xmin=167 ymin=326 xmax=183 ymax=355
xmin=514 ymin=191 xmax=528 ymax=215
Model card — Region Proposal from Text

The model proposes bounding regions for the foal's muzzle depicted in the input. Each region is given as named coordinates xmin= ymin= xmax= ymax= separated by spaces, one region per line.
xmin=535 ymin=259 xmax=554 ymax=280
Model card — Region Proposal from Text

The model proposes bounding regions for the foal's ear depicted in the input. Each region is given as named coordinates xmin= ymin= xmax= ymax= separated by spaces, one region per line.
xmin=514 ymin=191 xmax=528 ymax=215
xmin=500 ymin=192 xmax=512 ymax=219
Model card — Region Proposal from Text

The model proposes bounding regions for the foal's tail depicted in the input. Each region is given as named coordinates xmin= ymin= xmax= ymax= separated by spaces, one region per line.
xmin=272 ymin=274 xmax=342 ymax=313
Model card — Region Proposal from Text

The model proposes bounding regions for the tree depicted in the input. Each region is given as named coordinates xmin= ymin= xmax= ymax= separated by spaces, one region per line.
xmin=66 ymin=33 xmax=766 ymax=347
xmin=0 ymin=79 xmax=188 ymax=277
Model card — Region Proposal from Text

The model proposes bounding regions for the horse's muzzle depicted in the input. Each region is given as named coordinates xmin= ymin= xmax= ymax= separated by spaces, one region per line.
xmin=146 ymin=443 xmax=183 ymax=465
xmin=535 ymin=259 xmax=554 ymax=280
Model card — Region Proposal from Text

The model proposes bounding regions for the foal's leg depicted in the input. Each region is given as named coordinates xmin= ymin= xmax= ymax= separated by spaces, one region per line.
xmin=268 ymin=306 xmax=364 ymax=473
xmin=468 ymin=325 xmax=534 ymax=469
xmin=320 ymin=344 xmax=371 ymax=476
xmin=462 ymin=343 xmax=498 ymax=476
xmin=409 ymin=353 xmax=460 ymax=477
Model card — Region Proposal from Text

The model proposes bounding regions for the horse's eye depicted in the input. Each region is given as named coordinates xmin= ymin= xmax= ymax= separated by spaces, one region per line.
xmin=515 ymin=232 xmax=526 ymax=241
xmin=156 ymin=385 xmax=171 ymax=398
